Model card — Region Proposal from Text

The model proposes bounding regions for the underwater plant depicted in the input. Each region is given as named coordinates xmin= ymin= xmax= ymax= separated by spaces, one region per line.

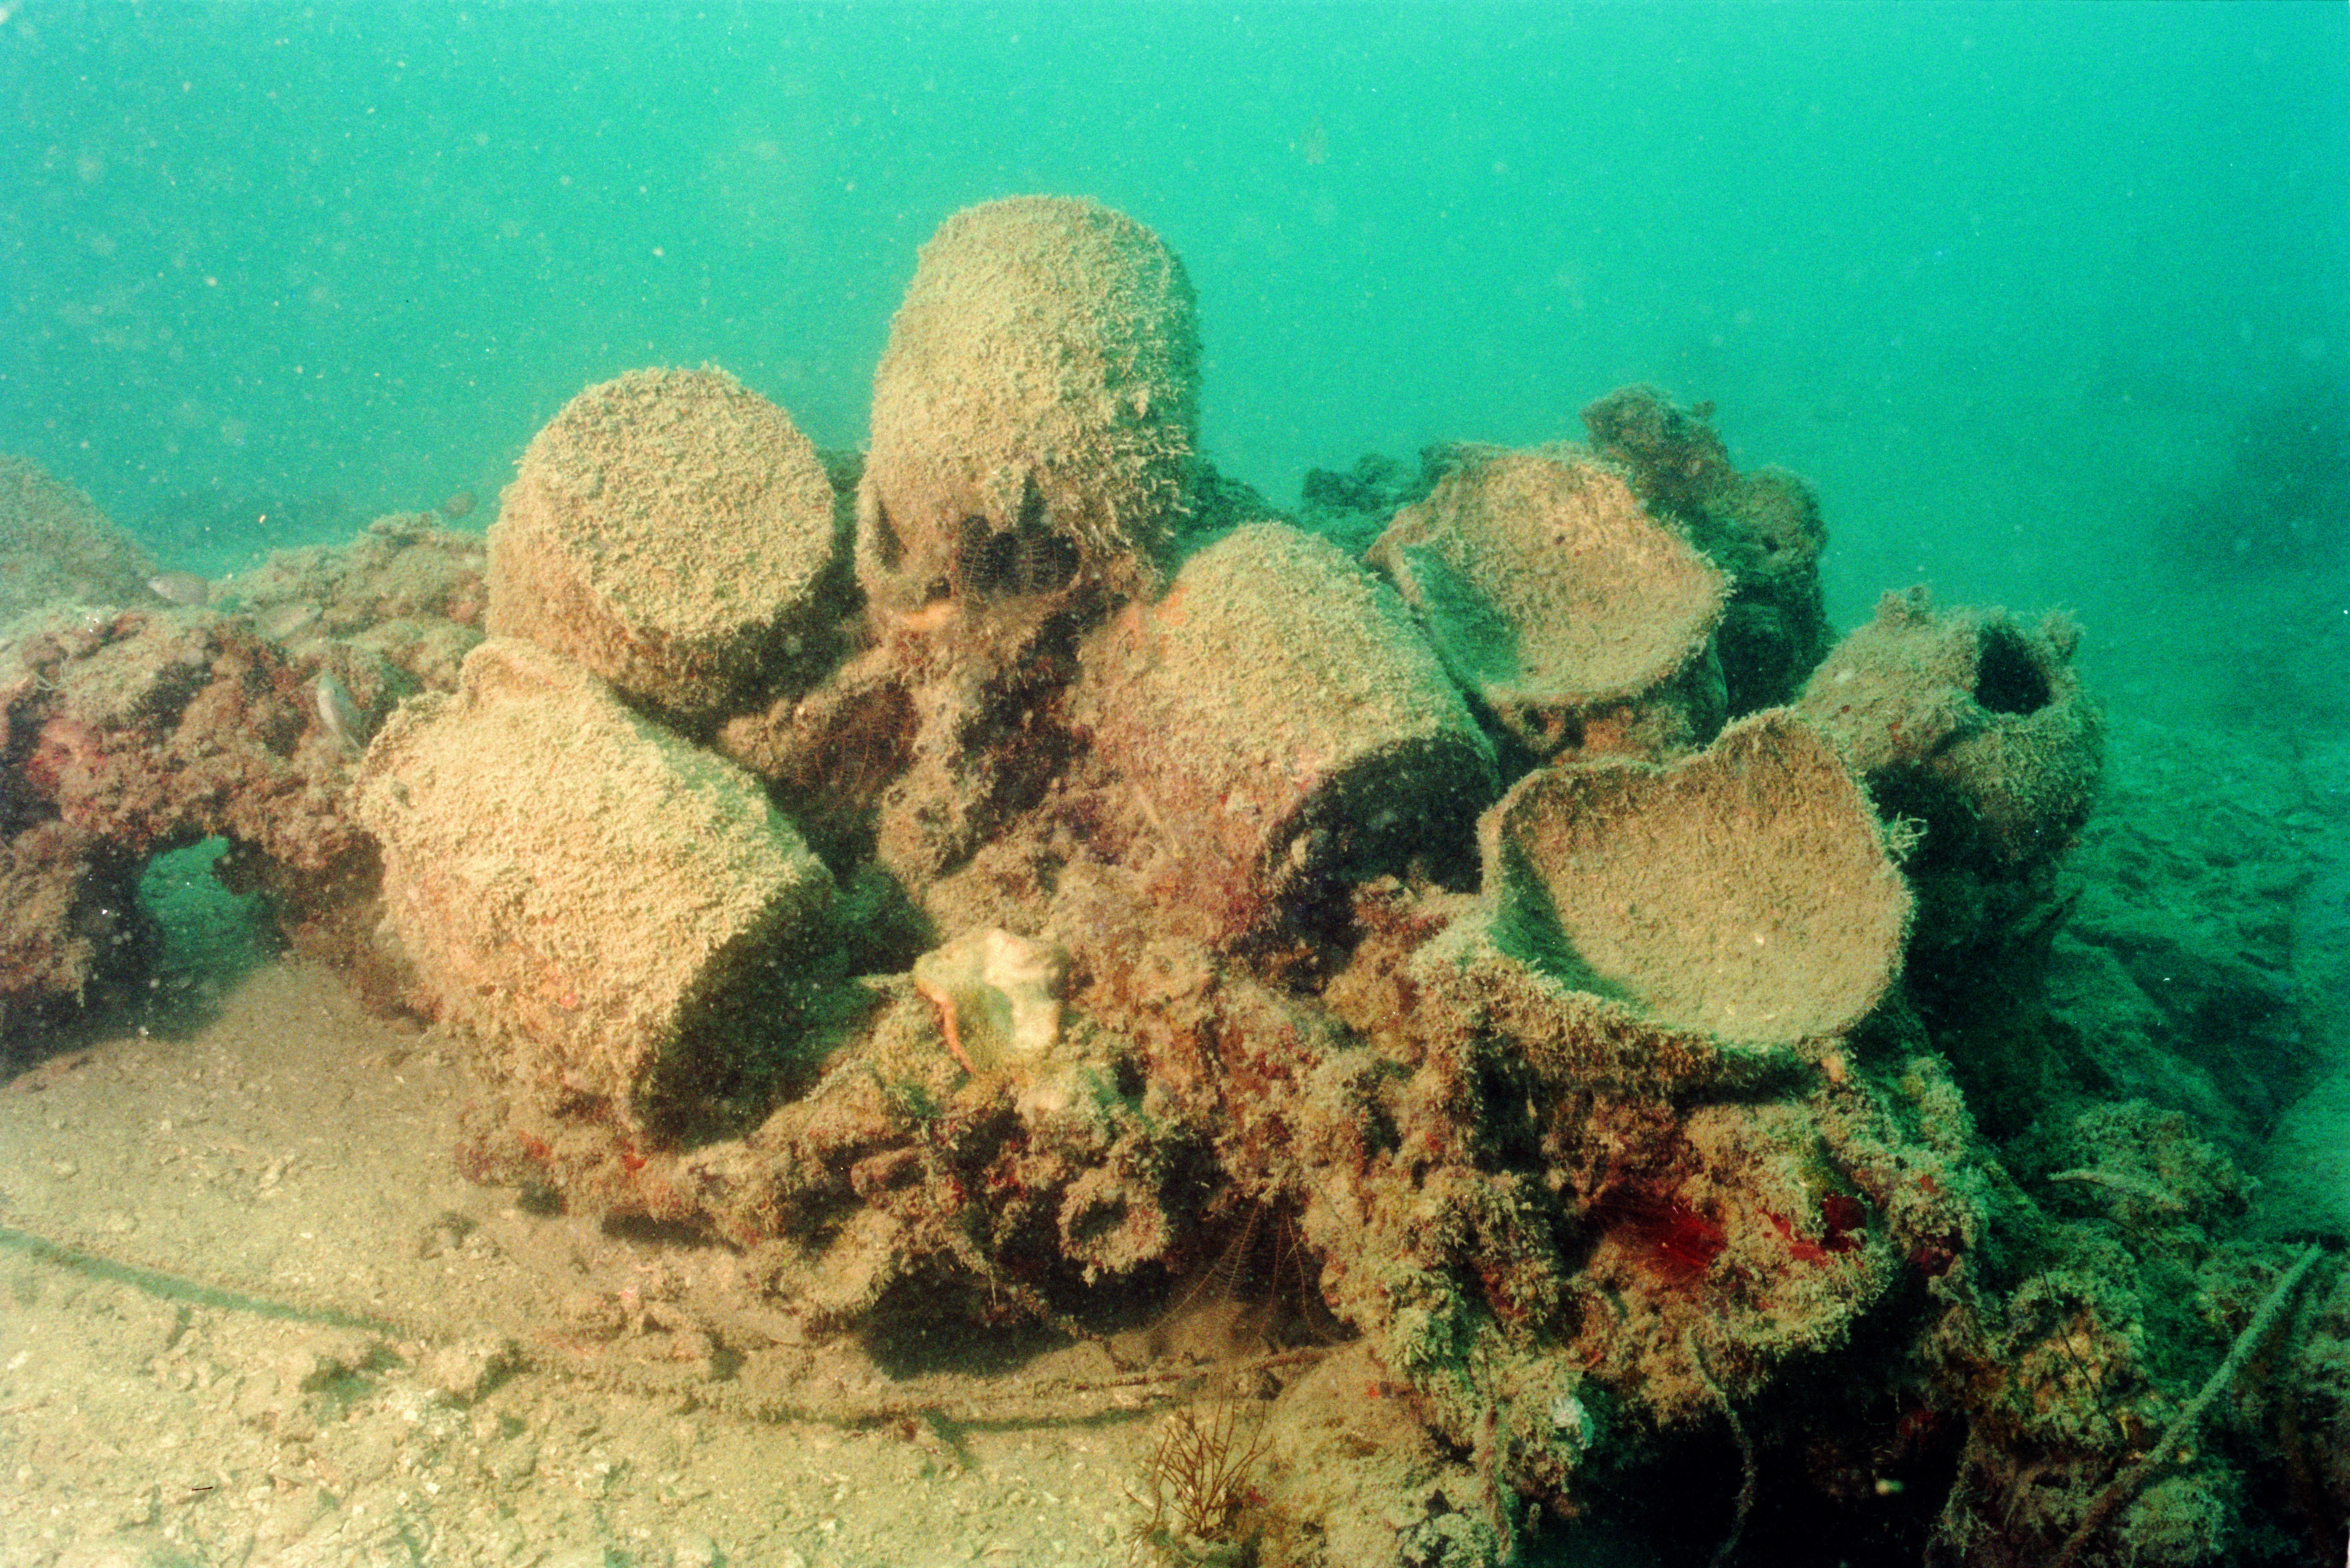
xmin=1125 ymin=1396 xmax=1274 ymax=1567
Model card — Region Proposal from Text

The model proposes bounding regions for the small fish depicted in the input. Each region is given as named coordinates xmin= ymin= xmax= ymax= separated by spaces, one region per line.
xmin=315 ymin=672 xmax=368 ymax=753
xmin=439 ymin=489 xmax=477 ymax=520
xmin=253 ymin=601 xmax=322 ymax=640
xmin=146 ymin=571 xmax=211 ymax=608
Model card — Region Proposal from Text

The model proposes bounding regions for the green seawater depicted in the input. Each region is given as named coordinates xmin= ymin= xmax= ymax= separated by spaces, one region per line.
xmin=2 ymin=2 xmax=2341 ymax=646
xmin=3 ymin=6 xmax=2346 ymax=1566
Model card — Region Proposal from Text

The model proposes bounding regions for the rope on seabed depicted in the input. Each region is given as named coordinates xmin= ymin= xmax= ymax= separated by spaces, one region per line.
xmin=2050 ymin=1240 xmax=2329 ymax=1568
xmin=0 ymin=1221 xmax=407 ymax=1335
xmin=1687 ymin=1325 xmax=1757 ymax=1568
xmin=0 ymin=1217 xmax=1329 ymax=1431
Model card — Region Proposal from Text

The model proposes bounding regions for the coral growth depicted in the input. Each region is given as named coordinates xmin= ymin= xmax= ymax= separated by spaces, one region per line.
xmin=490 ymin=366 xmax=852 ymax=730
xmin=861 ymin=194 xmax=1201 ymax=621
xmin=3 ymin=197 xmax=2338 ymax=1568
xmin=1369 ymin=443 xmax=1729 ymax=759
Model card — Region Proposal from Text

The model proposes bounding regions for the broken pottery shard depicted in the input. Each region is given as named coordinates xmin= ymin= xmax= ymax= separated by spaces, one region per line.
xmin=353 ymin=637 xmax=835 ymax=1139
xmin=488 ymin=367 xmax=844 ymax=726
xmin=1480 ymin=708 xmax=1909 ymax=1053
xmin=1370 ymin=444 xmax=1730 ymax=758
xmin=858 ymin=195 xmax=1200 ymax=627
xmin=910 ymin=927 xmax=1070 ymax=1075
xmin=1078 ymin=521 xmax=1497 ymax=944
xmin=1581 ymin=385 xmax=1836 ymax=714
xmin=1795 ymin=586 xmax=2102 ymax=873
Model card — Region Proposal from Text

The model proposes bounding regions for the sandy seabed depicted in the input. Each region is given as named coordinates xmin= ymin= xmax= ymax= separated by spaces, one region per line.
xmin=0 ymin=961 xmax=1160 ymax=1568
